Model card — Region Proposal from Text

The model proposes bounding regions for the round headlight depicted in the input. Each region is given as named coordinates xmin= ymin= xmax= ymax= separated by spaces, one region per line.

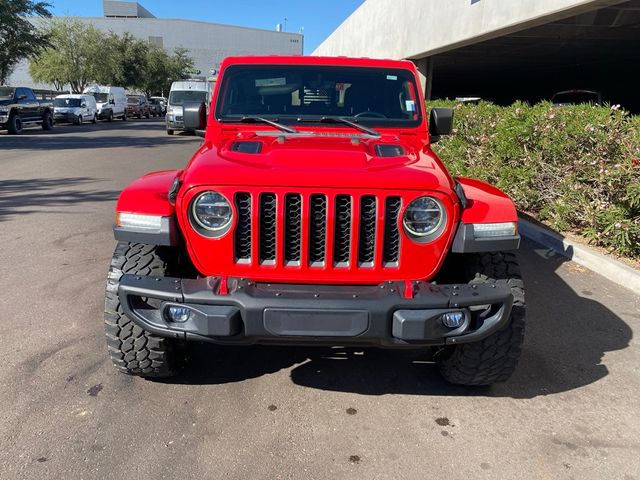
xmin=403 ymin=196 xmax=445 ymax=238
xmin=192 ymin=191 xmax=233 ymax=233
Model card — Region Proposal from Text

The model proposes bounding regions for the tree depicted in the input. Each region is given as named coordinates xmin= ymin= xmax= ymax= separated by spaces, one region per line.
xmin=139 ymin=46 xmax=196 ymax=97
xmin=29 ymin=18 xmax=195 ymax=95
xmin=0 ymin=0 xmax=52 ymax=84
xmin=29 ymin=19 xmax=110 ymax=93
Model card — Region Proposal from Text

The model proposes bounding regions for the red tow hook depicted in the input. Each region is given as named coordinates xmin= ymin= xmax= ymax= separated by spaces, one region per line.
xmin=403 ymin=280 xmax=415 ymax=299
xmin=217 ymin=275 xmax=229 ymax=296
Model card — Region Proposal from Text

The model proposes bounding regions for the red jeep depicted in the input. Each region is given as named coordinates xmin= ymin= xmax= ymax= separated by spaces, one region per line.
xmin=106 ymin=56 xmax=524 ymax=386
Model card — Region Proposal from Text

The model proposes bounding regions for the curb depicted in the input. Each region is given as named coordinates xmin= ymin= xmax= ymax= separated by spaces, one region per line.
xmin=518 ymin=218 xmax=640 ymax=295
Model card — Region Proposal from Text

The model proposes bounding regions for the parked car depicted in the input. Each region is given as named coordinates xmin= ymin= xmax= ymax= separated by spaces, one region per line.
xmin=149 ymin=97 xmax=164 ymax=117
xmin=552 ymin=89 xmax=603 ymax=106
xmin=150 ymin=96 xmax=167 ymax=115
xmin=127 ymin=95 xmax=151 ymax=119
xmin=106 ymin=56 xmax=525 ymax=386
xmin=166 ymin=80 xmax=210 ymax=135
xmin=84 ymin=85 xmax=127 ymax=121
xmin=0 ymin=86 xmax=54 ymax=134
xmin=53 ymin=94 xmax=97 ymax=125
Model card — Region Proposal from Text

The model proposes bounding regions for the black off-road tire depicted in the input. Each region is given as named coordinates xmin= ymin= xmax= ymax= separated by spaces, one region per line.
xmin=436 ymin=252 xmax=525 ymax=386
xmin=104 ymin=242 xmax=182 ymax=378
xmin=7 ymin=113 xmax=23 ymax=135
xmin=42 ymin=111 xmax=54 ymax=130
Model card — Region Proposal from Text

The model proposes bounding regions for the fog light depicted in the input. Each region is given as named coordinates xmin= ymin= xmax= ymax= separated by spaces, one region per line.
xmin=166 ymin=305 xmax=192 ymax=323
xmin=441 ymin=311 xmax=465 ymax=328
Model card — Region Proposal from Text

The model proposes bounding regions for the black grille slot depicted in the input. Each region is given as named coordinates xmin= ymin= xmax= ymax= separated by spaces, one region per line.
xmin=284 ymin=194 xmax=302 ymax=264
xmin=309 ymin=194 xmax=327 ymax=265
xmin=259 ymin=193 xmax=277 ymax=264
xmin=358 ymin=196 xmax=377 ymax=265
xmin=383 ymin=197 xmax=402 ymax=265
xmin=234 ymin=193 xmax=252 ymax=262
xmin=333 ymin=195 xmax=352 ymax=266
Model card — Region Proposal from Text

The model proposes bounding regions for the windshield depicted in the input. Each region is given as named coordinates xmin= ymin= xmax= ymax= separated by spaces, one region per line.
xmin=169 ymin=90 xmax=208 ymax=106
xmin=552 ymin=91 xmax=600 ymax=105
xmin=54 ymin=98 xmax=81 ymax=108
xmin=215 ymin=65 xmax=422 ymax=127
xmin=0 ymin=87 xmax=15 ymax=99
xmin=127 ymin=96 xmax=139 ymax=104
xmin=89 ymin=92 xmax=109 ymax=103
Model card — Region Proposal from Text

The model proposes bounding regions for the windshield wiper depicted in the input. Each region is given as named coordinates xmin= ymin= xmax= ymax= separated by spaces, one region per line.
xmin=237 ymin=116 xmax=299 ymax=134
xmin=319 ymin=117 xmax=381 ymax=137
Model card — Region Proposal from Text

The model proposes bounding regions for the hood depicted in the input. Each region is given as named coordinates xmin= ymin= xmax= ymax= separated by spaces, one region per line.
xmin=0 ymin=99 xmax=13 ymax=107
xmin=181 ymin=132 xmax=453 ymax=193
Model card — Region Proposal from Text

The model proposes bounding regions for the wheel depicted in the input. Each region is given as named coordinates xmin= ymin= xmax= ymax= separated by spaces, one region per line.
xmin=92 ymin=114 xmax=97 ymax=124
xmin=7 ymin=114 xmax=23 ymax=135
xmin=137 ymin=113 xmax=142 ymax=119
xmin=76 ymin=115 xmax=83 ymax=126
xmin=122 ymin=113 xmax=127 ymax=121
xmin=145 ymin=111 xmax=150 ymax=119
xmin=435 ymin=252 xmax=525 ymax=386
xmin=167 ymin=129 xmax=174 ymax=135
xmin=104 ymin=242 xmax=184 ymax=378
xmin=42 ymin=111 xmax=54 ymax=130
xmin=107 ymin=111 xmax=113 ymax=122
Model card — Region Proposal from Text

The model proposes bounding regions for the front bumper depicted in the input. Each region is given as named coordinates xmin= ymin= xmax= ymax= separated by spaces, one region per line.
xmin=166 ymin=116 xmax=186 ymax=131
xmin=0 ymin=114 xmax=8 ymax=124
xmin=54 ymin=112 xmax=79 ymax=123
xmin=118 ymin=276 xmax=513 ymax=347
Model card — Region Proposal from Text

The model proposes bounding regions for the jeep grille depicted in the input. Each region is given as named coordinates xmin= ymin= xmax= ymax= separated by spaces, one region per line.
xmin=233 ymin=192 xmax=402 ymax=269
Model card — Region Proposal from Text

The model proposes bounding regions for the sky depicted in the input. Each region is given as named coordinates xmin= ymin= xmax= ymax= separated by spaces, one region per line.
xmin=49 ymin=0 xmax=366 ymax=54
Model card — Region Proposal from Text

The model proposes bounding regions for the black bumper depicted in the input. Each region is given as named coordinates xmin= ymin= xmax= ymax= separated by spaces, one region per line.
xmin=118 ymin=276 xmax=513 ymax=347
xmin=54 ymin=113 xmax=78 ymax=123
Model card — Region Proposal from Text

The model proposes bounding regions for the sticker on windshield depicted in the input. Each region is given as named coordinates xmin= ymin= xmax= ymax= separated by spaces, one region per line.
xmin=386 ymin=75 xmax=398 ymax=81
xmin=255 ymin=77 xmax=287 ymax=87
xmin=406 ymin=100 xmax=416 ymax=112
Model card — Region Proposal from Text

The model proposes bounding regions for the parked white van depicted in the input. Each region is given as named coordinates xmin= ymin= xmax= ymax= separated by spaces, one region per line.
xmin=83 ymin=86 xmax=127 ymax=121
xmin=53 ymin=94 xmax=97 ymax=125
xmin=166 ymin=80 xmax=211 ymax=135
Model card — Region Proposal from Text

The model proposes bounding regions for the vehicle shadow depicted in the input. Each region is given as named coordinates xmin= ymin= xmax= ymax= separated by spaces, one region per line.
xmin=166 ymin=240 xmax=633 ymax=399
xmin=0 ymin=177 xmax=119 ymax=222
xmin=0 ymin=118 xmax=198 ymax=150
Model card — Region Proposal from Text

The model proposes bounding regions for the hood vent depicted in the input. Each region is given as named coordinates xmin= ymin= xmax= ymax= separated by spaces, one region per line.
xmin=231 ymin=141 xmax=263 ymax=154
xmin=375 ymin=144 xmax=405 ymax=157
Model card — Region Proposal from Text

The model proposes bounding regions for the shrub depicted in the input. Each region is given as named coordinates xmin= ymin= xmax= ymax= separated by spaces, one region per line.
xmin=430 ymin=101 xmax=640 ymax=259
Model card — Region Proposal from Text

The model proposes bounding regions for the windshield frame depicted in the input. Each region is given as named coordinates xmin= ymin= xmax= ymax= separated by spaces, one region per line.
xmin=214 ymin=64 xmax=423 ymax=129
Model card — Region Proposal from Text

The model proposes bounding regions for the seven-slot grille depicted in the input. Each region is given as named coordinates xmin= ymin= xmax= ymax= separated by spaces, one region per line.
xmin=233 ymin=192 xmax=402 ymax=269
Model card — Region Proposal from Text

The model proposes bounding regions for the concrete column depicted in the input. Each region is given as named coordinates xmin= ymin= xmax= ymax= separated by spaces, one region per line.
xmin=413 ymin=57 xmax=434 ymax=100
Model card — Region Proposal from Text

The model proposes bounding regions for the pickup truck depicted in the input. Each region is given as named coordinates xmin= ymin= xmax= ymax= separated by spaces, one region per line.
xmin=0 ymin=86 xmax=54 ymax=134
xmin=106 ymin=56 xmax=525 ymax=386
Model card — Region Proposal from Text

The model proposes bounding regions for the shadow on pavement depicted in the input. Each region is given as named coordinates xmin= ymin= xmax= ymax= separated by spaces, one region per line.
xmin=0 ymin=118 xmax=198 ymax=150
xmin=0 ymin=177 xmax=119 ymax=222
xmin=161 ymin=241 xmax=633 ymax=399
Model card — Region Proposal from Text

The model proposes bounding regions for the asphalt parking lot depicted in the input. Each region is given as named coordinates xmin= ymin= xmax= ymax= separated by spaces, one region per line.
xmin=1 ymin=119 xmax=639 ymax=480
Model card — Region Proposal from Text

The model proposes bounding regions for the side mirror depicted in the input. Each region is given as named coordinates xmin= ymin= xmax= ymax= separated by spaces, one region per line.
xmin=183 ymin=101 xmax=207 ymax=131
xmin=81 ymin=103 xmax=87 ymax=108
xmin=110 ymin=99 xmax=115 ymax=105
xmin=429 ymin=107 xmax=454 ymax=142
xmin=17 ymin=95 xmax=27 ymax=101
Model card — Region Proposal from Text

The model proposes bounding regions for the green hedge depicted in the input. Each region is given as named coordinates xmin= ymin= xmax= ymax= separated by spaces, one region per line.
xmin=430 ymin=101 xmax=640 ymax=259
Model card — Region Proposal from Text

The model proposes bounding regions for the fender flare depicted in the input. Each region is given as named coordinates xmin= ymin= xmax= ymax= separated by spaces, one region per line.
xmin=114 ymin=170 xmax=182 ymax=245
xmin=451 ymin=177 xmax=520 ymax=252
